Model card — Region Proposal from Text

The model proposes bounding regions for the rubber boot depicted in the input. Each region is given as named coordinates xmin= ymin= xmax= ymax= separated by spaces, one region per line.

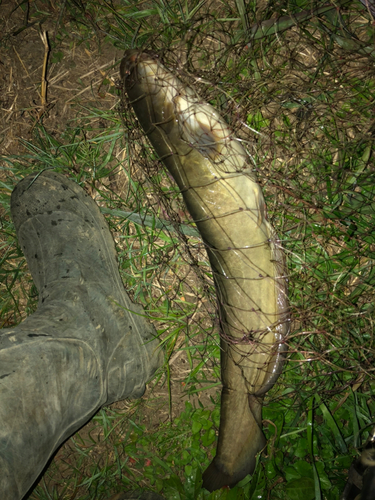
xmin=0 ymin=171 xmax=163 ymax=499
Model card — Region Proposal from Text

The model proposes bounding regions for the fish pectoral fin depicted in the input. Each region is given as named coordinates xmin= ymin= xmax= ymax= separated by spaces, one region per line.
xmin=202 ymin=389 xmax=266 ymax=492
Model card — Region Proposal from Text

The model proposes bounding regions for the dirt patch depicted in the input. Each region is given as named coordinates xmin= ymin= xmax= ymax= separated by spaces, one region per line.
xmin=0 ymin=0 xmax=123 ymax=157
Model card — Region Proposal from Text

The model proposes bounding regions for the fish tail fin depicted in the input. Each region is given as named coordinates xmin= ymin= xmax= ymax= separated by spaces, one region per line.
xmin=202 ymin=461 xmax=233 ymax=493
xmin=202 ymin=390 xmax=266 ymax=492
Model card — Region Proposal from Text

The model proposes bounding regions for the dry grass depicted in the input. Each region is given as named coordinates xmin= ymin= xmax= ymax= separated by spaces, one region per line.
xmin=1 ymin=0 xmax=375 ymax=499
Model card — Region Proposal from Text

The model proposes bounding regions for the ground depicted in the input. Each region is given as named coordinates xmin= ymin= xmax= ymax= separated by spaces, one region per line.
xmin=1 ymin=1 xmax=375 ymax=499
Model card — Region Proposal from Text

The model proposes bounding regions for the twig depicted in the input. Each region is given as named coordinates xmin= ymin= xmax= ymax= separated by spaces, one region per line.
xmin=39 ymin=30 xmax=50 ymax=108
xmin=29 ymin=30 xmax=51 ymax=132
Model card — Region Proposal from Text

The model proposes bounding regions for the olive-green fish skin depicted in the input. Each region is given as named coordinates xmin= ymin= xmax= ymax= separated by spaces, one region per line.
xmin=202 ymin=392 xmax=266 ymax=491
xmin=121 ymin=50 xmax=289 ymax=492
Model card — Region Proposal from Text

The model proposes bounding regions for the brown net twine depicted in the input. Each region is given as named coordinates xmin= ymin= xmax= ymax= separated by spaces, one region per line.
xmin=120 ymin=48 xmax=289 ymax=398
xmin=119 ymin=64 xmax=220 ymax=383
xmin=117 ymin=0 xmax=375 ymax=417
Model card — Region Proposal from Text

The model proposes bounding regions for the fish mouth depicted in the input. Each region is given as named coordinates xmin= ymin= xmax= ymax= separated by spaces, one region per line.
xmin=121 ymin=50 xmax=155 ymax=72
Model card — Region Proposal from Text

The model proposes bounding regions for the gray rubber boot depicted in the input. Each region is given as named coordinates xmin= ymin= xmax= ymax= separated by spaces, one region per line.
xmin=0 ymin=171 xmax=163 ymax=499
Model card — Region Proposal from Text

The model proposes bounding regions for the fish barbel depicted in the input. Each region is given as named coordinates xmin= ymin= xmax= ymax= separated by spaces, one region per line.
xmin=121 ymin=50 xmax=289 ymax=491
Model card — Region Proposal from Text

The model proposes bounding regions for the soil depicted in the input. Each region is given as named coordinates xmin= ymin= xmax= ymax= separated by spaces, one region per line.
xmin=0 ymin=1 xmax=124 ymax=156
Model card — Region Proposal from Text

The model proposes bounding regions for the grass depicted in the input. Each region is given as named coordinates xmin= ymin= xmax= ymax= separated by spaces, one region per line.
xmin=1 ymin=0 xmax=375 ymax=498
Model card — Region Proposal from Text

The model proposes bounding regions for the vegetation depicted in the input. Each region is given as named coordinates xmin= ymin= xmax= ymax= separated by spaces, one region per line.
xmin=1 ymin=0 xmax=375 ymax=498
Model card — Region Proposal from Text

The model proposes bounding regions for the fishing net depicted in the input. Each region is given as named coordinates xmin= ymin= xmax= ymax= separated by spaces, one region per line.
xmin=117 ymin=0 xmax=375 ymax=402
xmin=115 ymin=0 xmax=375 ymax=494
xmin=1 ymin=0 xmax=375 ymax=497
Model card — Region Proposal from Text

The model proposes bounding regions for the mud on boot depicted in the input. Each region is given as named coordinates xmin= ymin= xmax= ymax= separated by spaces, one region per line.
xmin=0 ymin=171 xmax=164 ymax=499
